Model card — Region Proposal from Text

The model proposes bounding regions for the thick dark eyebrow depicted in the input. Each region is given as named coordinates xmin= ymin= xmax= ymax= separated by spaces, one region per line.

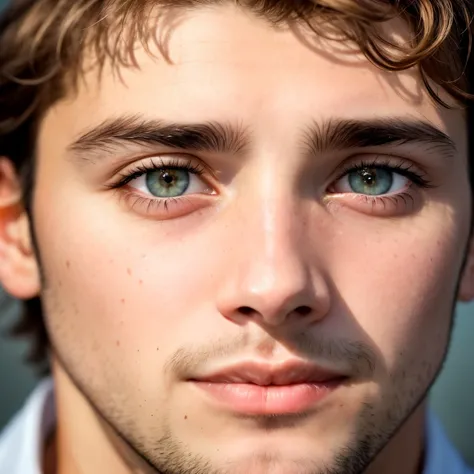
xmin=68 ymin=114 xmax=456 ymax=163
xmin=68 ymin=114 xmax=249 ymax=158
xmin=304 ymin=117 xmax=457 ymax=157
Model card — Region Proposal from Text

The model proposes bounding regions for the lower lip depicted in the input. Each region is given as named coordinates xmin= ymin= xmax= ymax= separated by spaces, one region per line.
xmin=192 ymin=379 xmax=343 ymax=415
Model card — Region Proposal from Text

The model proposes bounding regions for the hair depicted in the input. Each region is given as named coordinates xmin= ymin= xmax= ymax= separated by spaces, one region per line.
xmin=0 ymin=0 xmax=474 ymax=373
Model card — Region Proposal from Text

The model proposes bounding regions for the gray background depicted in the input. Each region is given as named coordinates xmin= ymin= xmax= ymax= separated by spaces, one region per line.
xmin=0 ymin=0 xmax=473 ymax=466
xmin=1 ymin=289 xmax=474 ymax=465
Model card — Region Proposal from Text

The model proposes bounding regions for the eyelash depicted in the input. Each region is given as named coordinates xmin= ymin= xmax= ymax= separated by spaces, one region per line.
xmin=109 ymin=156 xmax=434 ymax=217
xmin=107 ymin=157 xmax=211 ymax=217
xmin=109 ymin=157 xmax=206 ymax=189
xmin=333 ymin=157 xmax=433 ymax=190
xmin=329 ymin=157 xmax=434 ymax=213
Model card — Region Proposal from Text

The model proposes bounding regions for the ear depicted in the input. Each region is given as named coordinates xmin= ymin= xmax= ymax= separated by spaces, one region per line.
xmin=0 ymin=157 xmax=40 ymax=299
xmin=458 ymin=232 xmax=474 ymax=302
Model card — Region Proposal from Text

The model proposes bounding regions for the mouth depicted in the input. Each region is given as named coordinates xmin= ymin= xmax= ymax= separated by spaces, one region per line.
xmin=189 ymin=360 xmax=348 ymax=415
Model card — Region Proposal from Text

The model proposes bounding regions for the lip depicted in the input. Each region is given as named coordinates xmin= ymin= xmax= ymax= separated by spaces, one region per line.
xmin=189 ymin=360 xmax=347 ymax=415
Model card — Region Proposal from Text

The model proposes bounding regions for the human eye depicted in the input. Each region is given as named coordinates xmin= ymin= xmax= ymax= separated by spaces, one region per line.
xmin=327 ymin=157 xmax=434 ymax=216
xmin=108 ymin=156 xmax=217 ymax=219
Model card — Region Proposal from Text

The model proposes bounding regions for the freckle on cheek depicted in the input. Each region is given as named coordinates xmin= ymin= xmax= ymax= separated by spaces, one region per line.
xmin=184 ymin=415 xmax=188 ymax=420
xmin=116 ymin=340 xmax=120 ymax=347
xmin=121 ymin=298 xmax=125 ymax=304
xmin=127 ymin=268 xmax=132 ymax=276
xmin=66 ymin=260 xmax=70 ymax=269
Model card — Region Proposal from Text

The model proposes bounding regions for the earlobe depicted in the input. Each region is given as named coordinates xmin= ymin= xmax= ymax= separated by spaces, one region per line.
xmin=457 ymin=234 xmax=474 ymax=302
xmin=0 ymin=157 xmax=40 ymax=299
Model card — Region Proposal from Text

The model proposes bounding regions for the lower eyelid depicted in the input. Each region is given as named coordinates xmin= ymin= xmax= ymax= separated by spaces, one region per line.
xmin=116 ymin=188 xmax=216 ymax=219
xmin=325 ymin=189 xmax=419 ymax=217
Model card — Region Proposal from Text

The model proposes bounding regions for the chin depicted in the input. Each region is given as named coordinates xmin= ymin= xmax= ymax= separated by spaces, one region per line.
xmin=198 ymin=435 xmax=344 ymax=474
xmin=201 ymin=454 xmax=322 ymax=474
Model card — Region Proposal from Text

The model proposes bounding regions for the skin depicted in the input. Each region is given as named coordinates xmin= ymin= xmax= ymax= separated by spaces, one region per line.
xmin=1 ymin=4 xmax=474 ymax=474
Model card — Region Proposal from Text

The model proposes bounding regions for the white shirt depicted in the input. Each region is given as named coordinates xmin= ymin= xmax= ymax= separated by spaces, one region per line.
xmin=0 ymin=379 xmax=473 ymax=474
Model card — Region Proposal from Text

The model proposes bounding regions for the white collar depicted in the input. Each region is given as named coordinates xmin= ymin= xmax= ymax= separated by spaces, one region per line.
xmin=0 ymin=379 xmax=55 ymax=474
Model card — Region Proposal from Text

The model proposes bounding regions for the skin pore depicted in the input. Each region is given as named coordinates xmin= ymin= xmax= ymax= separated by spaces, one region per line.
xmin=1 ymin=3 xmax=474 ymax=474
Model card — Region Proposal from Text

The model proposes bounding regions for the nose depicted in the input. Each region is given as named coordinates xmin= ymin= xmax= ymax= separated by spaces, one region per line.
xmin=216 ymin=193 xmax=331 ymax=328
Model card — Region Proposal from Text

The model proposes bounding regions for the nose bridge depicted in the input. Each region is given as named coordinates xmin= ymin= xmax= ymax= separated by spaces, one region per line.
xmin=216 ymin=169 xmax=329 ymax=326
xmin=249 ymin=185 xmax=303 ymax=279
xmin=244 ymin=155 xmax=303 ymax=261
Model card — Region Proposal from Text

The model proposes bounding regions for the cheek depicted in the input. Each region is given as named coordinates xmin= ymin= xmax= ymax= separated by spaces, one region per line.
xmin=326 ymin=206 xmax=467 ymax=370
xmin=33 ymin=180 xmax=220 ymax=382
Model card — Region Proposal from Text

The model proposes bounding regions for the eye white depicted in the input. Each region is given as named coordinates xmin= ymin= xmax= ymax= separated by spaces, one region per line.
xmin=128 ymin=170 xmax=210 ymax=197
xmin=333 ymin=171 xmax=408 ymax=195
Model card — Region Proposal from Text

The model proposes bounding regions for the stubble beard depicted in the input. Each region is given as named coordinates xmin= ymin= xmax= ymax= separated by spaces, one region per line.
xmin=39 ymin=227 xmax=468 ymax=474
xmin=46 ymin=327 xmax=448 ymax=474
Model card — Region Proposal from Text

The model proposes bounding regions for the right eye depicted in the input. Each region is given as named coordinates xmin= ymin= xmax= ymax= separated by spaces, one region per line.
xmin=129 ymin=166 xmax=212 ymax=198
xmin=109 ymin=157 xmax=218 ymax=219
xmin=331 ymin=166 xmax=410 ymax=197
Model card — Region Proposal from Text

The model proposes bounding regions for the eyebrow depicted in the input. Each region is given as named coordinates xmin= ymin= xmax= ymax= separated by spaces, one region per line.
xmin=68 ymin=114 xmax=457 ymax=161
xmin=68 ymin=115 xmax=250 ymax=158
xmin=304 ymin=117 xmax=456 ymax=157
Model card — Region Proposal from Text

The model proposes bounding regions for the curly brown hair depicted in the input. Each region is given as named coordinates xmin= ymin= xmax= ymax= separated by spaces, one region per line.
xmin=1 ymin=0 xmax=473 ymax=373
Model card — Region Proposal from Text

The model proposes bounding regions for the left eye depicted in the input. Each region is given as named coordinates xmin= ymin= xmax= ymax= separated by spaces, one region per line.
xmin=128 ymin=167 xmax=212 ymax=198
xmin=332 ymin=167 xmax=409 ymax=196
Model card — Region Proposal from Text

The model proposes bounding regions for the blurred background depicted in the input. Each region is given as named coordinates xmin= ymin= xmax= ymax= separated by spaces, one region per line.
xmin=0 ymin=0 xmax=473 ymax=467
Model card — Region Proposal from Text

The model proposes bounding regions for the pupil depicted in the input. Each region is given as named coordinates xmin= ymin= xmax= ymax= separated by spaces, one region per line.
xmin=162 ymin=172 xmax=175 ymax=186
xmin=361 ymin=169 xmax=376 ymax=185
xmin=145 ymin=167 xmax=190 ymax=198
xmin=348 ymin=166 xmax=392 ymax=196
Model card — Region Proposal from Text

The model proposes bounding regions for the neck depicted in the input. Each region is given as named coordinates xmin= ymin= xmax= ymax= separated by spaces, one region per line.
xmin=366 ymin=404 xmax=427 ymax=474
xmin=50 ymin=360 xmax=133 ymax=474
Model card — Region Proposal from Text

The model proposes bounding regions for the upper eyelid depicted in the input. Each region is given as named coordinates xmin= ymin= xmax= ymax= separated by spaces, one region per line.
xmin=122 ymin=155 xmax=205 ymax=171
xmin=113 ymin=156 xmax=209 ymax=182
xmin=337 ymin=155 xmax=419 ymax=169
xmin=337 ymin=162 xmax=422 ymax=176
xmin=333 ymin=156 xmax=426 ymax=179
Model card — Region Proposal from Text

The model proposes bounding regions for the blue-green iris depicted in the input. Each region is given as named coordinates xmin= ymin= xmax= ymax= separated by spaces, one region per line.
xmin=146 ymin=168 xmax=190 ymax=198
xmin=348 ymin=168 xmax=393 ymax=195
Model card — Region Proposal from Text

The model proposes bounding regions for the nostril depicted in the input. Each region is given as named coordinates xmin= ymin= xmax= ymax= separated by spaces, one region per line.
xmin=294 ymin=306 xmax=312 ymax=316
xmin=238 ymin=305 xmax=312 ymax=317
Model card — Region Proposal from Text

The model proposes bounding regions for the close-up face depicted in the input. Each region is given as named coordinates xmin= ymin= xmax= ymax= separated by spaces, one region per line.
xmin=15 ymin=4 xmax=473 ymax=474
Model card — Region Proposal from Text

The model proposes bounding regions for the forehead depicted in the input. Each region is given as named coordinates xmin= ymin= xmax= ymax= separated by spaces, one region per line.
xmin=42 ymin=4 xmax=467 ymax=153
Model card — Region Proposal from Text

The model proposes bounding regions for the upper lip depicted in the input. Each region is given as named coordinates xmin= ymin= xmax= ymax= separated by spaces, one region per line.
xmin=192 ymin=360 xmax=347 ymax=386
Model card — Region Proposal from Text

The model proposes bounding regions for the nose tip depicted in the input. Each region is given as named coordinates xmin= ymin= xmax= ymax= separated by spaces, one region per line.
xmin=217 ymin=268 xmax=330 ymax=327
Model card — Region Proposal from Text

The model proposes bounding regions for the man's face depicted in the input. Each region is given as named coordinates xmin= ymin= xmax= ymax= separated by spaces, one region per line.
xmin=28 ymin=5 xmax=470 ymax=474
